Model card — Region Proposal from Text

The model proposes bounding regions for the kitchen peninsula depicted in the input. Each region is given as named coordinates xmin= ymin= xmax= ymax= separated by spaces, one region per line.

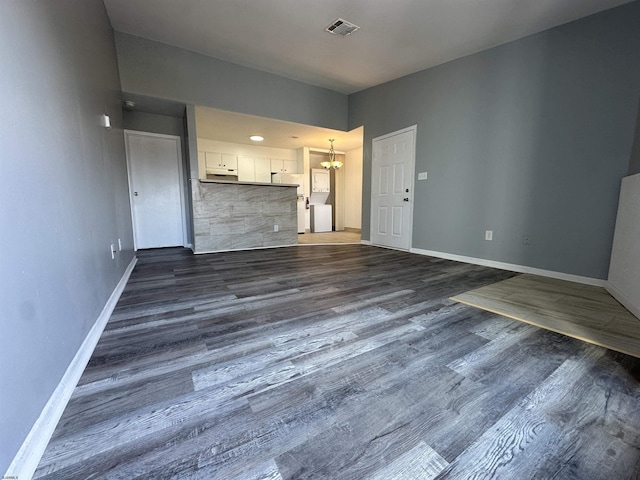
xmin=191 ymin=179 xmax=298 ymax=253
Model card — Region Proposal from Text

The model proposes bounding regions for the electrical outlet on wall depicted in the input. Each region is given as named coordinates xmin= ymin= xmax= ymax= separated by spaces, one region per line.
xmin=274 ymin=225 xmax=279 ymax=232
xmin=485 ymin=230 xmax=493 ymax=241
xmin=418 ymin=172 xmax=428 ymax=181
xmin=522 ymin=235 xmax=531 ymax=245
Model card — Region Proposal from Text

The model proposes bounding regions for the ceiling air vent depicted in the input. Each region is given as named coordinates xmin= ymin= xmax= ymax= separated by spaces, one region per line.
xmin=325 ymin=18 xmax=360 ymax=37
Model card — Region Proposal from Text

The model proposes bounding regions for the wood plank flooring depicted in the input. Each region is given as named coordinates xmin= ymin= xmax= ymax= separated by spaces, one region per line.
xmin=451 ymin=273 xmax=640 ymax=358
xmin=35 ymin=245 xmax=640 ymax=479
xmin=297 ymin=230 xmax=361 ymax=244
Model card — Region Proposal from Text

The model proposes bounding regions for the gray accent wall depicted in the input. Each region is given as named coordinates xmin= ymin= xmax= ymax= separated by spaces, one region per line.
xmin=114 ymin=32 xmax=348 ymax=131
xmin=0 ymin=0 xmax=133 ymax=472
xmin=186 ymin=105 xmax=200 ymax=180
xmin=349 ymin=2 xmax=640 ymax=280
xmin=628 ymin=99 xmax=640 ymax=175
xmin=123 ymin=110 xmax=186 ymax=138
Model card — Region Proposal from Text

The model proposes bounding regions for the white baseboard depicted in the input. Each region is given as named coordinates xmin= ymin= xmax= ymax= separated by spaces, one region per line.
xmin=606 ymin=282 xmax=640 ymax=320
xmin=410 ymin=247 xmax=606 ymax=287
xmin=360 ymin=239 xmax=372 ymax=246
xmin=6 ymin=256 xmax=137 ymax=480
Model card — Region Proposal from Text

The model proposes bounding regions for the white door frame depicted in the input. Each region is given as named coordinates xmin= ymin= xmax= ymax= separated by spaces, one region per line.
xmin=370 ymin=125 xmax=417 ymax=251
xmin=334 ymin=156 xmax=346 ymax=231
xmin=124 ymin=130 xmax=188 ymax=250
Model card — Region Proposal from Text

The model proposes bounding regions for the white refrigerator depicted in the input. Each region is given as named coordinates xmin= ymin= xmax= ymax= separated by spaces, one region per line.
xmin=271 ymin=173 xmax=306 ymax=234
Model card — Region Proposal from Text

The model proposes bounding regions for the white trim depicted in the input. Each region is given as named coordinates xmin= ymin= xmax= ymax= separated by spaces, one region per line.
xmin=369 ymin=243 xmax=412 ymax=253
xmin=606 ymin=282 xmax=640 ymax=320
xmin=5 ymin=256 xmax=137 ymax=480
xmin=360 ymin=239 xmax=372 ymax=246
xmin=410 ymin=247 xmax=606 ymax=287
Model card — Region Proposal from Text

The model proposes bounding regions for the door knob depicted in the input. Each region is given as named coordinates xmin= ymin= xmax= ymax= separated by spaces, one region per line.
xmin=134 ymin=192 xmax=139 ymax=196
xmin=405 ymin=189 xmax=409 ymax=193
xmin=403 ymin=197 xmax=409 ymax=202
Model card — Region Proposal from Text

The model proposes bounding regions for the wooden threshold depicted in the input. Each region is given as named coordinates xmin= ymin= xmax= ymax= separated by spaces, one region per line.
xmin=451 ymin=273 xmax=640 ymax=358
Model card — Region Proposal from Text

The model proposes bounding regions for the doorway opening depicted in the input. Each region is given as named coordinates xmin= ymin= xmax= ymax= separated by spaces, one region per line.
xmin=298 ymin=135 xmax=363 ymax=245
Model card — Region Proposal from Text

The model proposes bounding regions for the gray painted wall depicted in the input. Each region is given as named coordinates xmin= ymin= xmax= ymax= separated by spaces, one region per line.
xmin=123 ymin=110 xmax=185 ymax=138
xmin=185 ymin=105 xmax=200 ymax=246
xmin=628 ymin=99 xmax=640 ymax=175
xmin=114 ymin=32 xmax=348 ymax=131
xmin=349 ymin=2 xmax=640 ymax=280
xmin=186 ymin=105 xmax=200 ymax=180
xmin=0 ymin=0 xmax=133 ymax=472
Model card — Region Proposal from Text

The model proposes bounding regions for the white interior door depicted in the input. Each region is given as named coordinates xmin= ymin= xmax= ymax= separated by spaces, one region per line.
xmin=125 ymin=131 xmax=185 ymax=250
xmin=371 ymin=126 xmax=416 ymax=250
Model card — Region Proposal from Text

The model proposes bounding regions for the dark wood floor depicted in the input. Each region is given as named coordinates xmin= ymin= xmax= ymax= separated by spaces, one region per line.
xmin=35 ymin=245 xmax=640 ymax=479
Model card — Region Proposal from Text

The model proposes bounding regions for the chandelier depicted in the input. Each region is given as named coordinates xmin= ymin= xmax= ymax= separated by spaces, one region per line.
xmin=320 ymin=139 xmax=343 ymax=170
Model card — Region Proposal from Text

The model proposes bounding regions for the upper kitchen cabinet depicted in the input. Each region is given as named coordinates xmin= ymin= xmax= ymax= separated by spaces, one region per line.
xmin=204 ymin=152 xmax=238 ymax=175
xmin=270 ymin=158 xmax=298 ymax=174
xmin=238 ymin=156 xmax=271 ymax=183
xmin=255 ymin=157 xmax=272 ymax=182
xmin=196 ymin=137 xmax=300 ymax=182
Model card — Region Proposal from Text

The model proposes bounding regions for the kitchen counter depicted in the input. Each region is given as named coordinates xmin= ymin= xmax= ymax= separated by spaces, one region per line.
xmin=200 ymin=179 xmax=299 ymax=188
xmin=191 ymin=179 xmax=298 ymax=253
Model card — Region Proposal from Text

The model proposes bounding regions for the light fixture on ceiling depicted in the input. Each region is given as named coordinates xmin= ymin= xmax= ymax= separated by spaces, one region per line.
xmin=320 ymin=139 xmax=343 ymax=170
xmin=250 ymin=135 xmax=264 ymax=142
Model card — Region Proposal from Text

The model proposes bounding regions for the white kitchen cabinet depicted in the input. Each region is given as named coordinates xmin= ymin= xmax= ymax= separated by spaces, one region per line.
xmin=204 ymin=152 xmax=221 ymax=171
xmin=237 ymin=156 xmax=272 ymax=182
xmin=270 ymin=158 xmax=298 ymax=174
xmin=222 ymin=153 xmax=237 ymax=171
xmin=205 ymin=152 xmax=237 ymax=175
xmin=237 ymin=155 xmax=255 ymax=182
xmin=270 ymin=159 xmax=282 ymax=173
xmin=255 ymin=157 xmax=272 ymax=182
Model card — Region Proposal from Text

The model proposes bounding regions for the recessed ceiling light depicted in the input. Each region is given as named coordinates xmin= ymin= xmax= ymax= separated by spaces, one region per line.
xmin=250 ymin=135 xmax=264 ymax=142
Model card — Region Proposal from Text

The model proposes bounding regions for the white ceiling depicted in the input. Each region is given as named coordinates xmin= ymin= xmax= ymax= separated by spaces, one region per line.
xmin=195 ymin=106 xmax=364 ymax=152
xmin=109 ymin=0 xmax=632 ymax=150
xmin=104 ymin=0 xmax=632 ymax=95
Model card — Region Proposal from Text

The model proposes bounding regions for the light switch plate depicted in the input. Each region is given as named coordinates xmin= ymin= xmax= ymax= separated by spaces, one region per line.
xmin=485 ymin=230 xmax=493 ymax=241
xmin=418 ymin=172 xmax=428 ymax=180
